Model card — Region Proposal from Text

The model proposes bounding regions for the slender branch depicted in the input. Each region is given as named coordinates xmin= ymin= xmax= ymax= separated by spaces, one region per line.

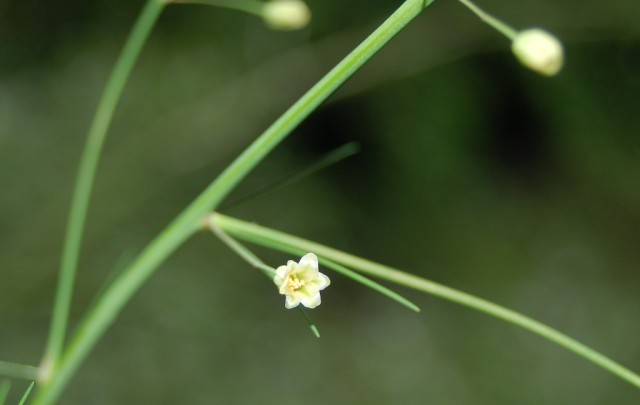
xmin=220 ymin=142 xmax=360 ymax=210
xmin=297 ymin=307 xmax=321 ymax=338
xmin=318 ymin=256 xmax=420 ymax=313
xmin=457 ymin=0 xmax=517 ymax=39
xmin=17 ymin=382 xmax=35 ymax=405
xmin=0 ymin=361 xmax=38 ymax=381
xmin=210 ymin=221 xmax=276 ymax=277
xmin=211 ymin=213 xmax=640 ymax=389
xmin=0 ymin=380 xmax=9 ymax=405
xmin=42 ymin=0 xmax=166 ymax=377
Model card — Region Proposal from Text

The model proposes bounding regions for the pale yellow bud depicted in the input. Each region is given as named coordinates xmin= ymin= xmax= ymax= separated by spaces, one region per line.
xmin=262 ymin=0 xmax=311 ymax=31
xmin=511 ymin=29 xmax=564 ymax=76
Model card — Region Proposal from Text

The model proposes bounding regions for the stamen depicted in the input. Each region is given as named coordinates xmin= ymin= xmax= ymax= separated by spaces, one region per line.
xmin=288 ymin=275 xmax=306 ymax=291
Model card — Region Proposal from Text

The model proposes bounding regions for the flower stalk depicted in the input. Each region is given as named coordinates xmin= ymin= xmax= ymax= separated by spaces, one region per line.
xmin=457 ymin=0 xmax=563 ymax=76
xmin=169 ymin=0 xmax=311 ymax=30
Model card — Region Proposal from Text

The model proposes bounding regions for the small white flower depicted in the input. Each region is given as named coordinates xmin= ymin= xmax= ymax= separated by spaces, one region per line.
xmin=511 ymin=29 xmax=564 ymax=76
xmin=274 ymin=253 xmax=330 ymax=309
xmin=262 ymin=0 xmax=311 ymax=31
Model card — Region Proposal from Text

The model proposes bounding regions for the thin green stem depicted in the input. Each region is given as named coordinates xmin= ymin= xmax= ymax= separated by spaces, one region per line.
xmin=0 ymin=380 xmax=9 ymax=405
xmin=17 ymin=382 xmax=35 ymax=405
xmin=221 ymin=141 xmax=360 ymax=210
xmin=42 ymin=0 xmax=166 ymax=378
xmin=0 ymin=361 xmax=38 ymax=381
xmin=457 ymin=0 xmax=517 ymax=39
xmin=211 ymin=213 xmax=640 ymax=389
xmin=33 ymin=1 xmax=435 ymax=403
xmin=314 ymin=257 xmax=420 ymax=313
xmin=297 ymin=307 xmax=321 ymax=338
xmin=169 ymin=0 xmax=264 ymax=17
xmin=210 ymin=221 xmax=276 ymax=277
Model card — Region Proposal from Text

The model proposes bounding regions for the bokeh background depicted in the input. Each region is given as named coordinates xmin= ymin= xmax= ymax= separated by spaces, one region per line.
xmin=1 ymin=0 xmax=639 ymax=403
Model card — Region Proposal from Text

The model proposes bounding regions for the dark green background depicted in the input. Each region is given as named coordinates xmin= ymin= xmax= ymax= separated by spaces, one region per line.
xmin=1 ymin=0 xmax=639 ymax=403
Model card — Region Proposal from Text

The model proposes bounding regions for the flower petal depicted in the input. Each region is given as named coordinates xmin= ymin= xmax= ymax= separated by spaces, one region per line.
xmin=316 ymin=273 xmax=330 ymax=290
xmin=300 ymin=291 xmax=322 ymax=308
xmin=285 ymin=294 xmax=301 ymax=309
xmin=298 ymin=253 xmax=318 ymax=270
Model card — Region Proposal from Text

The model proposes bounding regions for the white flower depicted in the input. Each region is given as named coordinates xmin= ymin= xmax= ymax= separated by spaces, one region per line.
xmin=511 ymin=29 xmax=564 ymax=76
xmin=274 ymin=253 xmax=330 ymax=309
xmin=262 ymin=0 xmax=311 ymax=31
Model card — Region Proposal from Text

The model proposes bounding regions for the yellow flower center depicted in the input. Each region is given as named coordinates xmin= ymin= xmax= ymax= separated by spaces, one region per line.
xmin=287 ymin=274 xmax=306 ymax=291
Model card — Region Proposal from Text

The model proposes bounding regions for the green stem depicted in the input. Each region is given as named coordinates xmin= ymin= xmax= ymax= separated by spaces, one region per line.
xmin=457 ymin=0 xmax=517 ymax=39
xmin=221 ymin=141 xmax=360 ymax=210
xmin=17 ymin=382 xmax=35 ymax=405
xmin=210 ymin=221 xmax=276 ymax=277
xmin=42 ymin=0 xmax=166 ymax=377
xmin=211 ymin=213 xmax=640 ymax=389
xmin=0 ymin=380 xmax=9 ymax=405
xmin=311 ymin=256 xmax=420 ymax=313
xmin=33 ymin=1 xmax=435 ymax=403
xmin=297 ymin=307 xmax=321 ymax=338
xmin=0 ymin=361 xmax=38 ymax=381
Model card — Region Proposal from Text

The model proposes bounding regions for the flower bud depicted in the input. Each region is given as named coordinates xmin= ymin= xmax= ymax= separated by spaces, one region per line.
xmin=262 ymin=0 xmax=311 ymax=31
xmin=511 ymin=29 xmax=564 ymax=76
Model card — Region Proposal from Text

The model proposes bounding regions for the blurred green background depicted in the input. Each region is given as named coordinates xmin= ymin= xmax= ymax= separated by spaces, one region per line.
xmin=1 ymin=0 xmax=640 ymax=403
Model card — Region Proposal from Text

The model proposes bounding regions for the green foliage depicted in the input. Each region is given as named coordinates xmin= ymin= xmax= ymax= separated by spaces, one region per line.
xmin=1 ymin=0 xmax=639 ymax=403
